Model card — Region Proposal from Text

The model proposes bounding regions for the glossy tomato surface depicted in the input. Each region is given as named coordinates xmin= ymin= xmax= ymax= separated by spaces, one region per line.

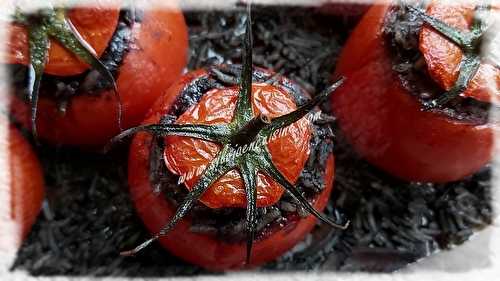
xmin=9 ymin=4 xmax=188 ymax=147
xmin=128 ymin=69 xmax=335 ymax=270
xmin=332 ymin=4 xmax=496 ymax=183
xmin=3 ymin=123 xmax=45 ymax=247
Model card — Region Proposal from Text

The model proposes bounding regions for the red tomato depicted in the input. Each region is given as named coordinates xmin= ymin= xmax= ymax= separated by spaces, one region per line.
xmin=128 ymin=68 xmax=335 ymax=270
xmin=5 ymin=0 xmax=121 ymax=76
xmin=332 ymin=4 xmax=497 ymax=183
xmin=8 ymin=4 xmax=188 ymax=147
xmin=1 ymin=122 xmax=45 ymax=249
xmin=419 ymin=1 xmax=500 ymax=103
xmin=164 ymin=84 xmax=312 ymax=209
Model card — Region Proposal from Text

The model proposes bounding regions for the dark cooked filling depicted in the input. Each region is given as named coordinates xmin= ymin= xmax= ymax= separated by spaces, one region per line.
xmin=383 ymin=2 xmax=490 ymax=125
xmin=148 ymin=65 xmax=334 ymax=243
xmin=186 ymin=7 xmax=347 ymax=94
xmin=9 ymin=9 xmax=141 ymax=110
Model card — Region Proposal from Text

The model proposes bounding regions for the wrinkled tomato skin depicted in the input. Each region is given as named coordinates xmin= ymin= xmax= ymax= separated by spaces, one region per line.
xmin=2 ymin=123 xmax=45 ymax=249
xmin=5 ymin=2 xmax=121 ymax=76
xmin=332 ymin=4 xmax=495 ymax=183
xmin=128 ymin=69 xmax=335 ymax=270
xmin=10 ymin=8 xmax=188 ymax=147
xmin=164 ymin=84 xmax=312 ymax=209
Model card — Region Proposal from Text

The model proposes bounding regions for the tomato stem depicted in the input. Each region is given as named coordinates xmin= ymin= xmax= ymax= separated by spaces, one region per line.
xmin=105 ymin=123 xmax=231 ymax=152
xmin=256 ymin=147 xmax=350 ymax=230
xmin=423 ymin=54 xmax=482 ymax=109
xmin=233 ymin=9 xmax=254 ymax=125
xmin=230 ymin=114 xmax=271 ymax=147
xmin=121 ymin=145 xmax=235 ymax=257
xmin=239 ymin=160 xmax=258 ymax=264
xmin=263 ymin=77 xmax=345 ymax=135
xmin=27 ymin=25 xmax=49 ymax=139
xmin=407 ymin=5 xmax=472 ymax=49
xmin=116 ymin=75 xmax=348 ymax=260
xmin=115 ymin=4 xmax=349 ymax=261
xmin=407 ymin=1 xmax=493 ymax=108
xmin=471 ymin=2 xmax=493 ymax=36
xmin=14 ymin=6 xmax=121 ymax=138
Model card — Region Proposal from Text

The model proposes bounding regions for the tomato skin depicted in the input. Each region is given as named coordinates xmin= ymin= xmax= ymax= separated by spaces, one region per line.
xmin=164 ymin=84 xmax=312 ymax=209
xmin=5 ymin=1 xmax=121 ymax=76
xmin=419 ymin=2 xmax=500 ymax=103
xmin=128 ymin=69 xmax=335 ymax=270
xmin=332 ymin=4 xmax=496 ymax=183
xmin=3 ymin=123 xmax=44 ymax=248
xmin=10 ymin=7 xmax=188 ymax=147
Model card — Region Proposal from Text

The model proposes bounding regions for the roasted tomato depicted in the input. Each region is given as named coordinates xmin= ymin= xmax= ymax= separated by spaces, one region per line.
xmin=6 ymin=0 xmax=188 ymax=147
xmin=120 ymin=62 xmax=347 ymax=270
xmin=331 ymin=2 xmax=499 ymax=183
xmin=6 ymin=1 xmax=121 ymax=76
xmin=1 ymin=121 xmax=45 ymax=249
xmin=164 ymin=83 xmax=312 ymax=209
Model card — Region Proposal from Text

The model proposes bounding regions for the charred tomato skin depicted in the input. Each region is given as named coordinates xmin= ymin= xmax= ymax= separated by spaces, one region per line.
xmin=331 ymin=4 xmax=495 ymax=183
xmin=10 ymin=7 xmax=189 ymax=147
xmin=128 ymin=69 xmax=335 ymax=270
xmin=5 ymin=123 xmax=45 ymax=247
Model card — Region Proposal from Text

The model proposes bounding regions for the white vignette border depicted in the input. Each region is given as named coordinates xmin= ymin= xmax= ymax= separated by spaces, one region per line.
xmin=0 ymin=0 xmax=498 ymax=280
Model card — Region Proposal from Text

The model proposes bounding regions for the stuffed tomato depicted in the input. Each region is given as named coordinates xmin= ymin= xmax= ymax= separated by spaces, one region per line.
xmin=332 ymin=1 xmax=499 ymax=183
xmin=125 ymin=64 xmax=346 ymax=270
xmin=6 ymin=0 xmax=188 ymax=147
xmin=1 ymin=121 xmax=44 ymax=249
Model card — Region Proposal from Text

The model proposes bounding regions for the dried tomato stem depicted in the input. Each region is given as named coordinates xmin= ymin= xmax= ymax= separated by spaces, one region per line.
xmin=264 ymin=77 xmax=344 ymax=135
xmin=121 ymin=147 xmax=235 ymax=257
xmin=14 ymin=6 xmax=120 ymax=138
xmin=117 ymin=77 xmax=348 ymax=259
xmin=407 ymin=1 xmax=493 ymax=108
xmin=240 ymin=160 xmax=258 ymax=264
xmin=407 ymin=5 xmax=472 ymax=49
xmin=424 ymin=54 xmax=482 ymax=109
xmin=117 ymin=3 xmax=349 ymax=261
xmin=231 ymin=114 xmax=271 ymax=147
xmin=233 ymin=9 xmax=254 ymax=124
xmin=105 ymin=123 xmax=230 ymax=151
xmin=27 ymin=26 xmax=49 ymax=139
xmin=257 ymin=147 xmax=350 ymax=230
